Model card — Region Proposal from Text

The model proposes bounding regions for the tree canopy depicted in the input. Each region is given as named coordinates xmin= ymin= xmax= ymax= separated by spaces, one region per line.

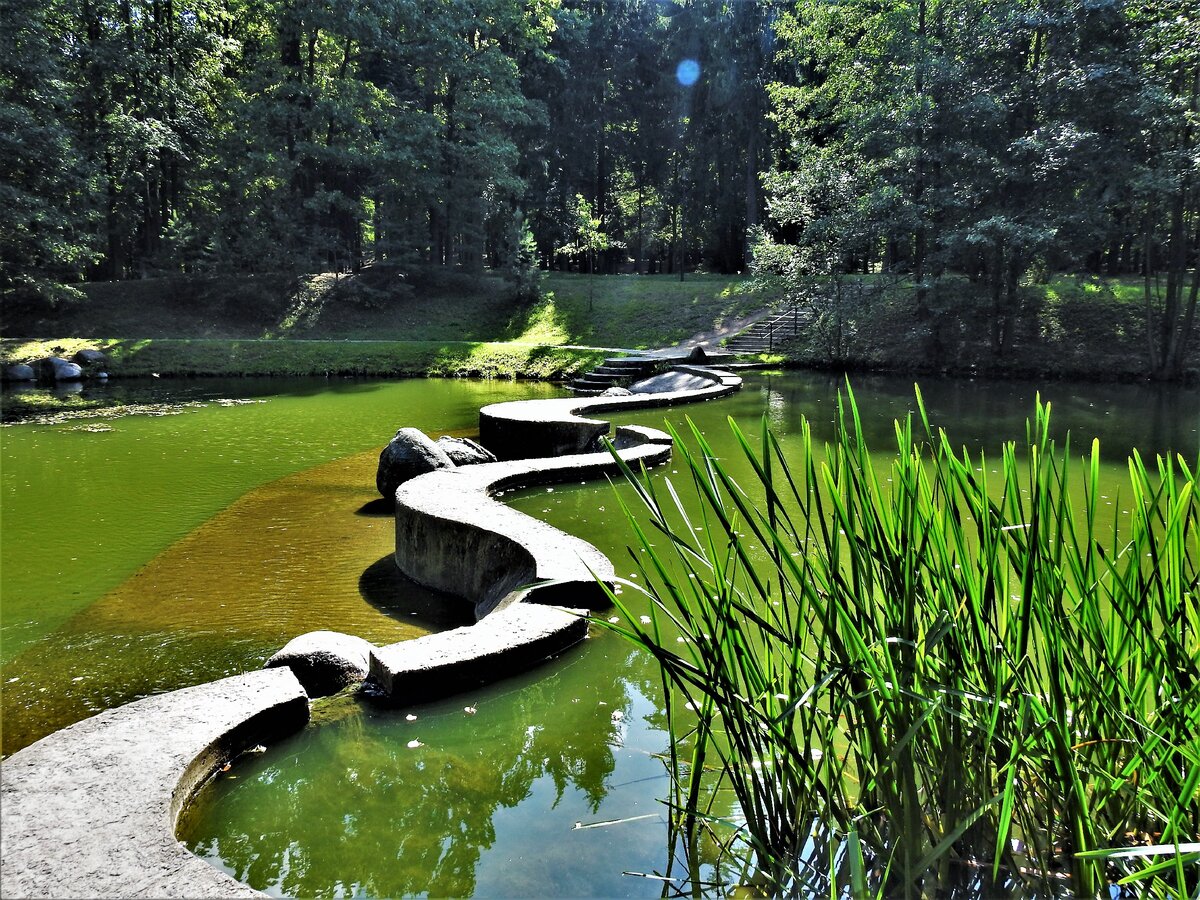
xmin=1 ymin=0 xmax=1196 ymax=375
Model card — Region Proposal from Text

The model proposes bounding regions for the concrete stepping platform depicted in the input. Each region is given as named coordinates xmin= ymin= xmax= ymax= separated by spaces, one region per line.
xmin=370 ymin=603 xmax=589 ymax=704
xmin=394 ymin=424 xmax=673 ymax=620
xmin=0 ymin=668 xmax=309 ymax=899
xmin=482 ymin=366 xmax=740 ymax=460
xmin=0 ymin=365 xmax=744 ymax=899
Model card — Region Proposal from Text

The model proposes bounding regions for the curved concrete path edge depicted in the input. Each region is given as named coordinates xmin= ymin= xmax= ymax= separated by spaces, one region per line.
xmin=392 ymin=423 xmax=673 ymax=621
xmin=377 ymin=367 xmax=740 ymax=700
xmin=479 ymin=365 xmax=741 ymax=459
xmin=1 ymin=668 xmax=308 ymax=899
xmin=0 ymin=365 xmax=742 ymax=899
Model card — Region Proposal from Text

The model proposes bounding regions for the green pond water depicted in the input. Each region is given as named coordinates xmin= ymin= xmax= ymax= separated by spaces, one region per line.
xmin=0 ymin=376 xmax=556 ymax=752
xmin=3 ymin=372 xmax=1197 ymax=896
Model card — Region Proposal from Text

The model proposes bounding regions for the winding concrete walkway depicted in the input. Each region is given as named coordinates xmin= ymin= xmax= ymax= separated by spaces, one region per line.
xmin=393 ymin=425 xmax=673 ymax=620
xmin=480 ymin=365 xmax=740 ymax=459
xmin=1 ymin=669 xmax=308 ymax=899
xmin=0 ymin=365 xmax=742 ymax=898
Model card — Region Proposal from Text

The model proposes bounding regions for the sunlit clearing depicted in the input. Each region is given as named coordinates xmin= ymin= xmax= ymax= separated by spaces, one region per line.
xmin=512 ymin=294 xmax=570 ymax=344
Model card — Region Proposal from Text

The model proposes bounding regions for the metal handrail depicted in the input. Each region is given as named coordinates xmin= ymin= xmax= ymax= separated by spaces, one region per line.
xmin=765 ymin=303 xmax=803 ymax=353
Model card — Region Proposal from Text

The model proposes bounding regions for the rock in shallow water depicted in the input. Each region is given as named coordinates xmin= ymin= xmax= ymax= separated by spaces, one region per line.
xmin=436 ymin=436 xmax=497 ymax=466
xmin=265 ymin=630 xmax=376 ymax=697
xmin=2 ymin=364 xmax=35 ymax=382
xmin=37 ymin=357 xmax=83 ymax=382
xmin=376 ymin=426 xmax=455 ymax=500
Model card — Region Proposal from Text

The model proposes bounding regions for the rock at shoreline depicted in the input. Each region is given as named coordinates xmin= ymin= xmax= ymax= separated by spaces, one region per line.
xmin=3 ymin=364 xmax=35 ymax=383
xmin=73 ymin=349 xmax=109 ymax=370
xmin=265 ymin=630 xmax=375 ymax=697
xmin=599 ymin=386 xmax=633 ymax=397
xmin=686 ymin=345 xmax=709 ymax=362
xmin=37 ymin=357 xmax=83 ymax=382
xmin=436 ymin=436 xmax=497 ymax=466
xmin=377 ymin=427 xmax=455 ymax=500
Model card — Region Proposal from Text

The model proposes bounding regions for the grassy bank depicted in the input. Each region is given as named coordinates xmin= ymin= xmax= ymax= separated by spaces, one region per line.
xmin=2 ymin=269 xmax=775 ymax=385
xmin=773 ymin=274 xmax=1197 ymax=381
xmin=2 ymin=269 xmax=778 ymax=348
xmin=512 ymin=273 xmax=778 ymax=349
xmin=0 ymin=337 xmax=606 ymax=380
xmin=0 ymin=338 xmax=608 ymax=422
xmin=1 ymin=269 xmax=775 ymax=419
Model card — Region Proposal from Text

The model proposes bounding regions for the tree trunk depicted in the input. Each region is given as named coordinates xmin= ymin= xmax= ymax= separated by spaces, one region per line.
xmin=1151 ymin=65 xmax=1199 ymax=380
xmin=1144 ymin=228 xmax=1163 ymax=375
xmin=743 ymin=105 xmax=758 ymax=270
xmin=989 ymin=244 xmax=1006 ymax=359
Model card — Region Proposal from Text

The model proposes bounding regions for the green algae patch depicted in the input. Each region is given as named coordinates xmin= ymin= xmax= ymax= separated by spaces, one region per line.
xmin=0 ymin=377 xmax=553 ymax=664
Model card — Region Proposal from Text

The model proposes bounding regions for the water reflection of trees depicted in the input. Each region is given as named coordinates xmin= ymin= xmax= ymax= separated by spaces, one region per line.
xmin=188 ymin=645 xmax=644 ymax=898
xmin=754 ymin=372 xmax=1198 ymax=461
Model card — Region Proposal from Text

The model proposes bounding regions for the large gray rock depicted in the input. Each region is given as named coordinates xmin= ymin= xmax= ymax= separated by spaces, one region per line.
xmin=73 ymin=348 xmax=109 ymax=369
xmin=630 ymin=369 xmax=716 ymax=394
xmin=2 ymin=363 xmax=35 ymax=382
xmin=599 ymin=386 xmax=632 ymax=397
xmin=266 ymin=630 xmax=376 ymax=697
xmin=437 ymin=436 xmax=497 ymax=466
xmin=37 ymin=356 xmax=83 ymax=382
xmin=377 ymin=427 xmax=455 ymax=499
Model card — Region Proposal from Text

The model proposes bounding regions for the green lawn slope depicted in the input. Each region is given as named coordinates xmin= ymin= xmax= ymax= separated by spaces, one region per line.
xmin=1 ymin=270 xmax=780 ymax=380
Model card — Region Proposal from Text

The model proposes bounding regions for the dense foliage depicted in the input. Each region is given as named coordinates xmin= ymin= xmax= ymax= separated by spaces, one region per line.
xmin=604 ymin=394 xmax=1200 ymax=896
xmin=0 ymin=0 xmax=770 ymax=288
xmin=1 ymin=0 xmax=1196 ymax=375
xmin=755 ymin=0 xmax=1199 ymax=379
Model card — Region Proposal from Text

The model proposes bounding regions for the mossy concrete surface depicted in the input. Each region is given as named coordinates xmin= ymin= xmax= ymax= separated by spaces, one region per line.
xmin=0 ymin=668 xmax=309 ymax=899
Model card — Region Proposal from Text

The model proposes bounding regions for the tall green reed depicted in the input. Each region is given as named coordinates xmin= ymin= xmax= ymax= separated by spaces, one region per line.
xmin=600 ymin=386 xmax=1199 ymax=897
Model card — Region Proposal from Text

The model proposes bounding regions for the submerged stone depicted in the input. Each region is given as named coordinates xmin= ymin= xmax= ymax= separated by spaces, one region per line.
xmin=266 ymin=630 xmax=376 ymax=697
xmin=436 ymin=436 xmax=497 ymax=466
xmin=376 ymin=427 xmax=455 ymax=500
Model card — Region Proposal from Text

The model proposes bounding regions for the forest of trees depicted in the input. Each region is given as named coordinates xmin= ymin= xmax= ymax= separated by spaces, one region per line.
xmin=1 ymin=0 xmax=1197 ymax=376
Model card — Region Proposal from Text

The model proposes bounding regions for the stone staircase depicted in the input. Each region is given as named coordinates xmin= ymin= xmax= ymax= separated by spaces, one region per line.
xmin=569 ymin=356 xmax=663 ymax=395
xmin=724 ymin=304 xmax=810 ymax=355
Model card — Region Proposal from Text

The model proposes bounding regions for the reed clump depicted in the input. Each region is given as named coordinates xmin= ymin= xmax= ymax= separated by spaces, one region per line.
xmin=602 ymin=387 xmax=1199 ymax=897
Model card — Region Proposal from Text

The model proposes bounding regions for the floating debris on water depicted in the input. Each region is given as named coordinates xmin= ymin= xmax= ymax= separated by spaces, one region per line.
xmin=4 ymin=398 xmax=267 ymax=427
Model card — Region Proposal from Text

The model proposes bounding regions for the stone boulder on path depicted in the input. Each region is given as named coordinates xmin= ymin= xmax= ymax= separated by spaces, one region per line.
xmin=376 ymin=427 xmax=455 ymax=500
xmin=266 ymin=630 xmax=375 ymax=697
xmin=436 ymin=436 xmax=497 ymax=466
